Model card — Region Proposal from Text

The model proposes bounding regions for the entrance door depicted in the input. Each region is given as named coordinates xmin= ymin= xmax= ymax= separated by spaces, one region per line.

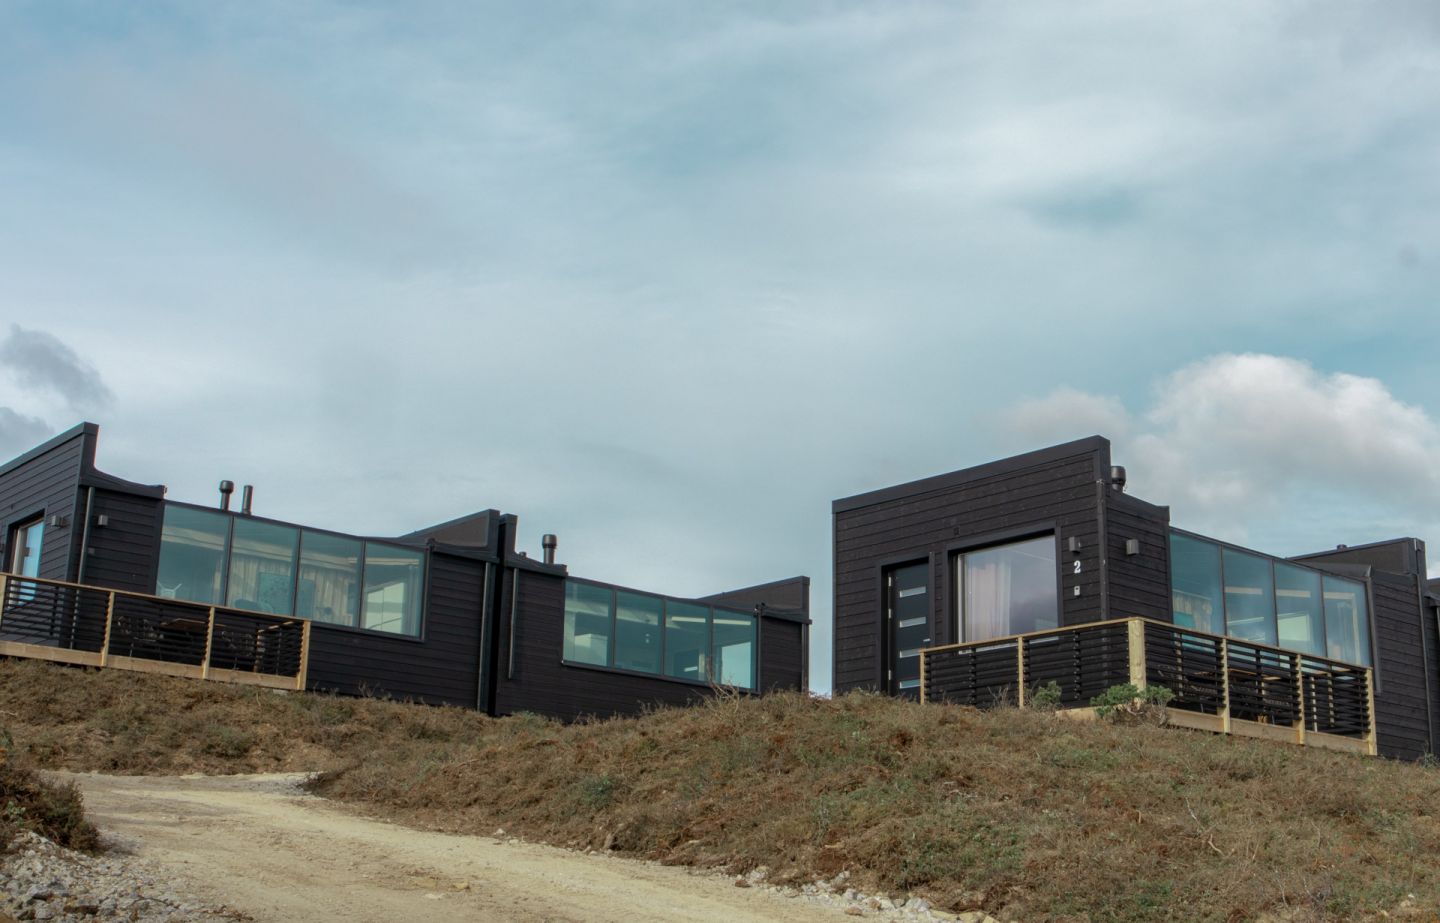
xmin=886 ymin=561 xmax=931 ymax=697
xmin=8 ymin=517 xmax=44 ymax=578
xmin=7 ymin=517 xmax=44 ymax=602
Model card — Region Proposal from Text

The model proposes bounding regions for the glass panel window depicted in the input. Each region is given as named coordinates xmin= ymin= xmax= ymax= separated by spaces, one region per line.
xmin=360 ymin=543 xmax=423 ymax=636
xmin=1222 ymin=549 xmax=1277 ymax=646
xmin=226 ymin=519 xmax=299 ymax=615
xmin=8 ymin=517 xmax=44 ymax=601
xmin=960 ymin=535 xmax=1057 ymax=642
xmin=564 ymin=581 xmax=613 ymax=665
xmin=1170 ymin=533 xmax=1223 ymax=634
xmin=615 ymin=591 xmax=662 ymax=674
xmin=296 ymin=531 xmax=362 ymax=627
xmin=664 ymin=600 xmax=710 ymax=682
xmin=1274 ymin=563 xmax=1324 ymax=657
xmin=1323 ymin=576 xmax=1371 ymax=666
xmin=712 ymin=609 xmax=755 ymax=689
xmin=155 ymin=506 xmax=231 ymax=605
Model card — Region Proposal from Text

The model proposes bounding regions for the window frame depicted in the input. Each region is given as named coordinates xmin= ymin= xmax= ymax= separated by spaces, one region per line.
xmin=155 ymin=501 xmax=428 ymax=641
xmin=7 ymin=513 xmax=46 ymax=578
xmin=1168 ymin=527 xmax=1377 ymax=670
xmin=946 ymin=529 xmax=1061 ymax=645
xmin=560 ymin=576 xmax=758 ymax=692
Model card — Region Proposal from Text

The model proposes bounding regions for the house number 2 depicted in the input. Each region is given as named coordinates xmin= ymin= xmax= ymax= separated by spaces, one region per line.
xmin=1073 ymin=560 xmax=1082 ymax=574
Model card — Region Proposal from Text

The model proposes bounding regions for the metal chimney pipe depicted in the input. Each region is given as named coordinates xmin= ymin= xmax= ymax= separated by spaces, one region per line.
xmin=542 ymin=534 xmax=558 ymax=565
xmin=219 ymin=480 xmax=235 ymax=511
xmin=241 ymin=485 xmax=254 ymax=516
xmin=1110 ymin=466 xmax=1127 ymax=492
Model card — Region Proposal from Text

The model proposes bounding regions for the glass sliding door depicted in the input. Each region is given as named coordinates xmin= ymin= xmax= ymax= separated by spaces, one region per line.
xmin=960 ymin=536 xmax=1057 ymax=642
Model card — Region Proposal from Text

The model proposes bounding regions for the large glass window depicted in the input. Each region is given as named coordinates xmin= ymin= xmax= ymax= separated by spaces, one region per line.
xmin=1170 ymin=531 xmax=1371 ymax=667
xmin=156 ymin=506 xmax=231 ymax=605
xmin=664 ymin=600 xmax=709 ymax=682
xmin=615 ymin=591 xmax=662 ymax=674
xmin=563 ymin=581 xmax=613 ymax=666
xmin=957 ymin=535 xmax=1057 ymax=642
xmin=1170 ymin=533 xmax=1223 ymax=634
xmin=712 ymin=609 xmax=756 ymax=688
xmin=1274 ymin=563 xmax=1324 ymax=657
xmin=1323 ymin=576 xmax=1371 ymax=666
xmin=1222 ymin=549 xmax=1277 ymax=646
xmin=561 ymin=580 xmax=758 ymax=690
xmin=296 ymin=531 xmax=362 ymax=627
xmin=360 ymin=543 xmax=424 ymax=636
xmin=226 ymin=519 xmax=299 ymax=614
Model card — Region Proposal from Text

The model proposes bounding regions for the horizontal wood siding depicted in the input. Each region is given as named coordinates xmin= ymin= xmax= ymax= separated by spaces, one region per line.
xmin=306 ymin=552 xmax=485 ymax=707
xmin=1372 ymin=572 xmax=1433 ymax=760
xmin=760 ymin=617 xmax=804 ymax=692
xmin=0 ymin=432 xmax=85 ymax=582
xmin=495 ymin=570 xmax=714 ymax=720
xmin=1105 ymin=496 xmax=1172 ymax=621
xmin=83 ymin=490 xmax=162 ymax=592
xmin=833 ymin=447 xmax=1107 ymax=694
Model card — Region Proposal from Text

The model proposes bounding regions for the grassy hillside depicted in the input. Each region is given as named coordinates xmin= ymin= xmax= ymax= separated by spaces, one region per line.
xmin=1 ymin=659 xmax=1438 ymax=921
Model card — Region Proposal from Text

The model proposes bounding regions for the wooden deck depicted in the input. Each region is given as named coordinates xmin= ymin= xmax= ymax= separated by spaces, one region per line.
xmin=0 ymin=572 xmax=310 ymax=692
xmin=921 ymin=616 xmax=1377 ymax=756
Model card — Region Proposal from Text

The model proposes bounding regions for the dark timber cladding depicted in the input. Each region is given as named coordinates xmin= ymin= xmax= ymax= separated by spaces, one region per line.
xmin=494 ymin=568 xmax=710 ymax=720
xmin=0 ymin=422 xmax=811 ymax=723
xmin=305 ymin=551 xmax=490 ymax=707
xmin=832 ymin=437 xmax=1111 ymax=694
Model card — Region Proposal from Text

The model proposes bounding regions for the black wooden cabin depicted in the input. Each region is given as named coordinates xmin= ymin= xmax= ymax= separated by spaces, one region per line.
xmin=833 ymin=436 xmax=1440 ymax=760
xmin=0 ymin=424 xmax=809 ymax=719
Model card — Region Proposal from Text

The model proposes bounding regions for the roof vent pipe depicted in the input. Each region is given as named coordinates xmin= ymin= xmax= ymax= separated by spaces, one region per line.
xmin=542 ymin=534 xmax=558 ymax=565
xmin=219 ymin=480 xmax=234 ymax=511
xmin=241 ymin=485 xmax=254 ymax=516
xmin=1110 ymin=466 xmax=1127 ymax=492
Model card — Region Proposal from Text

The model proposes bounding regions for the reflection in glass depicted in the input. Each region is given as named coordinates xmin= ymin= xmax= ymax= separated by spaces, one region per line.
xmin=155 ymin=506 xmax=231 ymax=605
xmin=361 ymin=543 xmax=424 ymax=635
xmin=296 ymin=531 xmax=362 ymax=627
xmin=1324 ymin=576 xmax=1371 ymax=666
xmin=564 ymin=582 xmax=612 ymax=666
xmin=712 ymin=609 xmax=755 ymax=688
xmin=664 ymin=600 xmax=709 ymax=682
xmin=226 ymin=519 xmax=299 ymax=614
xmin=1274 ymin=563 xmax=1324 ymax=656
xmin=1223 ymin=549 xmax=1276 ymax=646
xmin=1170 ymin=533 xmax=1222 ymax=634
xmin=962 ymin=535 xmax=1057 ymax=642
xmin=615 ymin=591 xmax=662 ymax=674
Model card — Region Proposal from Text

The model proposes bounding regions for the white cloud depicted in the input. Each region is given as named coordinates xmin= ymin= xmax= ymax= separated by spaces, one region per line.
xmin=1005 ymin=354 xmax=1440 ymax=567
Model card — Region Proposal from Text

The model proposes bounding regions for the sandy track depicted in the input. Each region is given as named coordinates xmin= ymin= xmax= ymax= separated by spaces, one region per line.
xmin=59 ymin=772 xmax=871 ymax=923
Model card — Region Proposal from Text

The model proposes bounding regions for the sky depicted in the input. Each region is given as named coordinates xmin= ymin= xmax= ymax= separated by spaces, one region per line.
xmin=1 ymin=1 xmax=1438 ymax=694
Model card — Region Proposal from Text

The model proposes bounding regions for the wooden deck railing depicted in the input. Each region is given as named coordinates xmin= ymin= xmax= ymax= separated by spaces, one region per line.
xmin=0 ymin=572 xmax=311 ymax=691
xmin=920 ymin=617 xmax=1376 ymax=756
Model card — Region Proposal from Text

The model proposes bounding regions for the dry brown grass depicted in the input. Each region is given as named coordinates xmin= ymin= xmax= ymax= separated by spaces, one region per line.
xmin=2 ymin=659 xmax=1439 ymax=921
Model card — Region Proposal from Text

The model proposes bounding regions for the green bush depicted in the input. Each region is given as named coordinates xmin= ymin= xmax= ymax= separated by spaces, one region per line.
xmin=1030 ymin=681 xmax=1063 ymax=711
xmin=1090 ymin=683 xmax=1173 ymax=721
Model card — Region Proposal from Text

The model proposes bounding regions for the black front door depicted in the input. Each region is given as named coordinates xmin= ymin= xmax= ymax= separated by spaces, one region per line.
xmin=887 ymin=561 xmax=931 ymax=697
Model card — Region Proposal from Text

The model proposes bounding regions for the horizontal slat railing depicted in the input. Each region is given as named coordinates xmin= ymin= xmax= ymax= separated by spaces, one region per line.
xmin=920 ymin=616 xmax=1376 ymax=756
xmin=0 ymin=571 xmax=310 ymax=692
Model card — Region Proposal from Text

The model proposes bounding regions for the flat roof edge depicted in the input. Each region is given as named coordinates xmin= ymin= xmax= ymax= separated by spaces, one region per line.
xmin=832 ymin=435 xmax=1111 ymax=514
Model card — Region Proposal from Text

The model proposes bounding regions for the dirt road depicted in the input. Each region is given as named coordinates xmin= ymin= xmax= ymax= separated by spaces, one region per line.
xmin=62 ymin=773 xmax=889 ymax=923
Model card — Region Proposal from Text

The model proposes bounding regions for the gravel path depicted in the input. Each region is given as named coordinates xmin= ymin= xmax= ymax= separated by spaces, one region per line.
xmin=2 ymin=773 xmax=992 ymax=923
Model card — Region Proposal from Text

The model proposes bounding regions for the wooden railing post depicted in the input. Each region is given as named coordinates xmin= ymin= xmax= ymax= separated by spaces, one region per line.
xmin=295 ymin=620 xmax=312 ymax=691
xmin=201 ymin=608 xmax=216 ymax=680
xmin=0 ymin=572 xmax=8 ymax=630
xmin=1293 ymin=654 xmax=1306 ymax=747
xmin=1219 ymin=638 xmax=1231 ymax=734
xmin=98 ymin=592 xmax=115 ymax=668
xmin=1366 ymin=668 xmax=1378 ymax=757
xmin=1016 ymin=638 xmax=1026 ymax=708
xmin=919 ymin=649 xmax=927 ymax=704
xmin=1127 ymin=619 xmax=1146 ymax=689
